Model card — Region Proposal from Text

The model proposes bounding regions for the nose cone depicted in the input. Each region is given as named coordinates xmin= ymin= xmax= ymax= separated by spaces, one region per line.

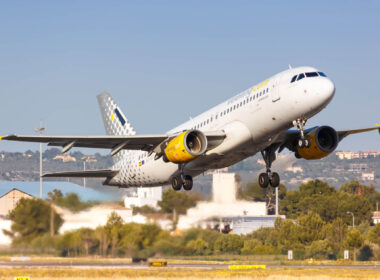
xmin=320 ymin=78 xmax=335 ymax=103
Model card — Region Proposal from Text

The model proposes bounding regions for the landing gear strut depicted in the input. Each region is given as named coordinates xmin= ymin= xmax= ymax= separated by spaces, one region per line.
xmin=171 ymin=164 xmax=193 ymax=191
xmin=293 ymin=118 xmax=311 ymax=148
xmin=258 ymin=146 xmax=280 ymax=188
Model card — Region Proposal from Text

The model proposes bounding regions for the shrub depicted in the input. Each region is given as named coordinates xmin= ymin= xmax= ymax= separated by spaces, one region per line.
xmin=241 ymin=239 xmax=261 ymax=255
xmin=305 ymin=240 xmax=333 ymax=259
xmin=185 ymin=238 xmax=209 ymax=255
xmin=358 ymin=245 xmax=373 ymax=261
xmin=214 ymin=234 xmax=244 ymax=254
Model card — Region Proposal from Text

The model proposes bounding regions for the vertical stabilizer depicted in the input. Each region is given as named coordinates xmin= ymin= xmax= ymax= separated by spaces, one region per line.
xmin=97 ymin=92 xmax=136 ymax=162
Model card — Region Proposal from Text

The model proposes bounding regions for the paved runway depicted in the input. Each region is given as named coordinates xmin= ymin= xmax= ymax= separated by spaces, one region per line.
xmin=0 ymin=261 xmax=379 ymax=270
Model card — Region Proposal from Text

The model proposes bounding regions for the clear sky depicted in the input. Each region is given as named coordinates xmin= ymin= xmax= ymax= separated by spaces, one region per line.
xmin=0 ymin=0 xmax=379 ymax=153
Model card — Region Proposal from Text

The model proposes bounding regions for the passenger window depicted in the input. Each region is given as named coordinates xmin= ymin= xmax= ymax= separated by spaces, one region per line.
xmin=266 ymin=88 xmax=269 ymax=93
xmin=318 ymin=72 xmax=327 ymax=77
xmin=240 ymin=102 xmax=242 ymax=106
xmin=207 ymin=119 xmax=209 ymax=124
xmin=305 ymin=72 xmax=318 ymax=77
xmin=291 ymin=75 xmax=297 ymax=83
xmin=297 ymin=73 xmax=305 ymax=81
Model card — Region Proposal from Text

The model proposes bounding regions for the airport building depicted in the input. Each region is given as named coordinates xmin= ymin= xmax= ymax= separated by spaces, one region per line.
xmin=177 ymin=172 xmax=284 ymax=234
xmin=0 ymin=188 xmax=34 ymax=217
xmin=124 ymin=186 xmax=162 ymax=209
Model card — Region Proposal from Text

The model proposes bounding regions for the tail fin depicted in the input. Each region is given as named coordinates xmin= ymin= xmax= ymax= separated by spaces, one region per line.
xmin=97 ymin=92 xmax=137 ymax=162
xmin=97 ymin=92 xmax=136 ymax=136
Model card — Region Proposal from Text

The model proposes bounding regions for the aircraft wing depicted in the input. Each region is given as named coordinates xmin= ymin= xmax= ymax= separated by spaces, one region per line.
xmin=0 ymin=131 xmax=226 ymax=154
xmin=42 ymin=169 xmax=119 ymax=178
xmin=336 ymin=126 xmax=380 ymax=141
xmin=275 ymin=126 xmax=379 ymax=152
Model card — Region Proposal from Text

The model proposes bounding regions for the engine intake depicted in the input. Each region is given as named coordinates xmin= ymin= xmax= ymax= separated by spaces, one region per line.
xmin=164 ymin=130 xmax=207 ymax=163
xmin=297 ymin=126 xmax=338 ymax=160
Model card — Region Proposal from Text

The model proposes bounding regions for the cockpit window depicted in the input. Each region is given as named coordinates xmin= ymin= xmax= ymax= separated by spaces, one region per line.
xmin=318 ymin=72 xmax=327 ymax=77
xmin=297 ymin=73 xmax=305 ymax=81
xmin=290 ymin=75 xmax=297 ymax=83
xmin=305 ymin=72 xmax=319 ymax=77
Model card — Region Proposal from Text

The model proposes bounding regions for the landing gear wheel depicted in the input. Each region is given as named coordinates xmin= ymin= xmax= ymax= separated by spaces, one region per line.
xmin=298 ymin=139 xmax=305 ymax=148
xmin=171 ymin=176 xmax=182 ymax=191
xmin=270 ymin=172 xmax=280 ymax=188
xmin=297 ymin=138 xmax=311 ymax=149
xmin=304 ymin=139 xmax=311 ymax=148
xmin=183 ymin=175 xmax=193 ymax=191
xmin=259 ymin=173 xmax=270 ymax=188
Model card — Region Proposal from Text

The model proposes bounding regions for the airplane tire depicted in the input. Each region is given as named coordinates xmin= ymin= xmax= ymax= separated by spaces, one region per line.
xmin=171 ymin=176 xmax=182 ymax=191
xmin=297 ymin=139 xmax=305 ymax=148
xmin=304 ymin=139 xmax=311 ymax=148
xmin=183 ymin=175 xmax=193 ymax=191
xmin=258 ymin=173 xmax=269 ymax=188
xmin=270 ymin=172 xmax=280 ymax=188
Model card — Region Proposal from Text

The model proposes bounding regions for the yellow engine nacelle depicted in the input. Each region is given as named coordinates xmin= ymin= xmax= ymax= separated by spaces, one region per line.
xmin=297 ymin=126 xmax=338 ymax=160
xmin=164 ymin=130 xmax=208 ymax=163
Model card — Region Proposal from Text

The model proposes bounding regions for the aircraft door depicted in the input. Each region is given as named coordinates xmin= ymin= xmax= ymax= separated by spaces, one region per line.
xmin=272 ymin=78 xmax=281 ymax=102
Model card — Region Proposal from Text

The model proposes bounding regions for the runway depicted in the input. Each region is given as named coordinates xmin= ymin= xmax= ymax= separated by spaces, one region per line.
xmin=0 ymin=261 xmax=379 ymax=270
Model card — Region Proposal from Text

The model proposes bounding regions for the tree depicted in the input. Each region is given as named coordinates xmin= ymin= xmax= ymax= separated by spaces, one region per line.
xmin=368 ymin=224 xmax=380 ymax=246
xmin=5 ymin=198 xmax=63 ymax=245
xmin=339 ymin=180 xmax=375 ymax=195
xmin=358 ymin=245 xmax=373 ymax=261
xmin=186 ymin=238 xmax=209 ymax=255
xmin=104 ymin=212 xmax=124 ymax=256
xmin=299 ymin=180 xmax=335 ymax=197
xmin=214 ymin=234 xmax=244 ymax=254
xmin=48 ymin=189 xmax=63 ymax=201
xmin=345 ymin=229 xmax=364 ymax=261
xmin=241 ymin=239 xmax=261 ymax=255
xmin=297 ymin=212 xmax=326 ymax=245
xmin=49 ymin=191 xmax=93 ymax=212
xmin=325 ymin=217 xmax=347 ymax=250
xmin=158 ymin=189 xmax=197 ymax=214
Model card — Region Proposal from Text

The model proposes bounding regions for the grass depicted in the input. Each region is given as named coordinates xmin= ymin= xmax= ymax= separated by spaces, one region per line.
xmin=1 ymin=267 xmax=380 ymax=280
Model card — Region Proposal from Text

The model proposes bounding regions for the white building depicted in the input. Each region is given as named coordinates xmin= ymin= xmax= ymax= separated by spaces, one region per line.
xmin=362 ymin=172 xmax=375 ymax=181
xmin=372 ymin=212 xmax=380 ymax=225
xmin=177 ymin=173 xmax=278 ymax=233
xmin=0 ymin=188 xmax=34 ymax=217
xmin=124 ymin=187 xmax=162 ymax=209
xmin=336 ymin=151 xmax=360 ymax=160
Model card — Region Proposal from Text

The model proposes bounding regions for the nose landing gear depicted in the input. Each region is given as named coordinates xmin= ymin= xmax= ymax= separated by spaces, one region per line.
xmin=258 ymin=147 xmax=280 ymax=188
xmin=293 ymin=118 xmax=311 ymax=148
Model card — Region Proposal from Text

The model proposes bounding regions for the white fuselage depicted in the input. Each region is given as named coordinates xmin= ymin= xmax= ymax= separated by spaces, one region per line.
xmin=108 ymin=66 xmax=335 ymax=187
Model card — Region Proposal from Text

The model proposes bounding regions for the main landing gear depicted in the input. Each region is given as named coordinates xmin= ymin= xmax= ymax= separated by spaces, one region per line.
xmin=293 ymin=118 xmax=311 ymax=148
xmin=258 ymin=146 xmax=280 ymax=188
xmin=171 ymin=164 xmax=193 ymax=191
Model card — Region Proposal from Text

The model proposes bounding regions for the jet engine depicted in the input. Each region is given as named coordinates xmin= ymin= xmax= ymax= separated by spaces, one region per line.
xmin=296 ymin=126 xmax=338 ymax=160
xmin=164 ymin=130 xmax=207 ymax=163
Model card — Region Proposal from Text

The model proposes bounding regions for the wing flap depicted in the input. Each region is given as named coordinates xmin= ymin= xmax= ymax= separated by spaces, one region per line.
xmin=42 ymin=169 xmax=119 ymax=178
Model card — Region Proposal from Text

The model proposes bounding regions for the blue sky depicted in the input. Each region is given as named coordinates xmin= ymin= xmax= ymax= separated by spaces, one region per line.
xmin=0 ymin=0 xmax=379 ymax=153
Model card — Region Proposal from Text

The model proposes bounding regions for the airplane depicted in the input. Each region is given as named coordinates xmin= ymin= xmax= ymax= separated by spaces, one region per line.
xmin=1 ymin=66 xmax=379 ymax=191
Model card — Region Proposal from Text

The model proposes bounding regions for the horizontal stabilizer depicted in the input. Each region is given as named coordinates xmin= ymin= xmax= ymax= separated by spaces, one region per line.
xmin=42 ymin=169 xmax=119 ymax=178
